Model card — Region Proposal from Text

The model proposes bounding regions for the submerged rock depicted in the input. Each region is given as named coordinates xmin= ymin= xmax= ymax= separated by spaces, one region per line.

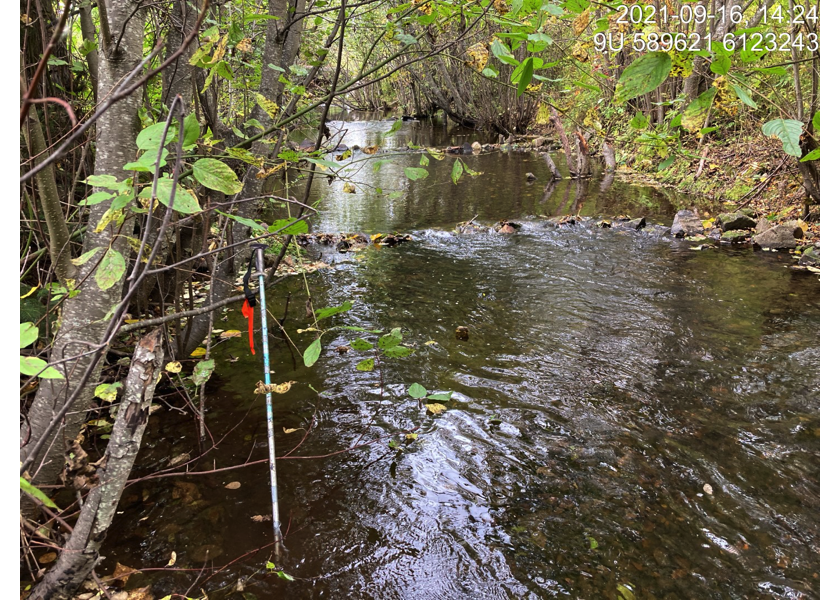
xmin=799 ymin=245 xmax=820 ymax=267
xmin=455 ymin=326 xmax=469 ymax=341
xmin=526 ymin=172 xmax=537 ymax=181
xmin=671 ymin=210 xmax=704 ymax=238
xmin=721 ymin=229 xmax=751 ymax=244
xmin=614 ymin=217 xmax=646 ymax=230
xmin=717 ymin=212 xmax=757 ymax=232
xmin=753 ymin=221 xmax=803 ymax=249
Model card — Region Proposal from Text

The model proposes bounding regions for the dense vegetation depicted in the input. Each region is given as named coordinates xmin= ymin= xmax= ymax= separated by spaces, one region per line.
xmin=20 ymin=0 xmax=818 ymax=597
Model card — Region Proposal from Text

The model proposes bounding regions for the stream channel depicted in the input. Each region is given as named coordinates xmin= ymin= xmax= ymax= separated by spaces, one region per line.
xmin=105 ymin=114 xmax=820 ymax=599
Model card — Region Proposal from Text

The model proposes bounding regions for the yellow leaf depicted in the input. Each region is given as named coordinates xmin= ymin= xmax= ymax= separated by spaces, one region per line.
xmin=405 ymin=433 xmax=418 ymax=442
xmin=166 ymin=361 xmax=182 ymax=373
xmin=211 ymin=33 xmax=228 ymax=63
xmin=283 ymin=427 xmax=302 ymax=434
xmin=166 ymin=551 xmax=177 ymax=567
xmin=190 ymin=347 xmax=206 ymax=357
xmin=254 ymin=93 xmax=278 ymax=119
xmin=225 ymin=481 xmax=241 ymax=490
xmin=124 ymin=318 xmax=139 ymax=324
xmin=236 ymin=38 xmax=252 ymax=53
xmin=425 ymin=403 xmax=447 ymax=415
xmin=219 ymin=330 xmax=242 ymax=339
xmin=702 ymin=219 xmax=714 ymax=229
xmin=424 ymin=340 xmax=437 ymax=345
xmin=343 ymin=182 xmax=356 ymax=193
xmin=20 ymin=285 xmax=38 ymax=299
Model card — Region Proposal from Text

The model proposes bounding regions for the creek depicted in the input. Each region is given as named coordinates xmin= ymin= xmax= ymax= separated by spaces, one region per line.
xmin=104 ymin=114 xmax=820 ymax=599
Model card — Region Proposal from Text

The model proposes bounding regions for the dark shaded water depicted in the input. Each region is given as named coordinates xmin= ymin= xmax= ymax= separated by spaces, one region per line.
xmin=106 ymin=116 xmax=819 ymax=599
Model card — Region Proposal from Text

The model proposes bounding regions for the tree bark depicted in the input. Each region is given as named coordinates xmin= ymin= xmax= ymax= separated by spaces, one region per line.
xmin=21 ymin=0 xmax=146 ymax=498
xmin=29 ymin=329 xmax=164 ymax=600
xmin=21 ymin=59 xmax=76 ymax=282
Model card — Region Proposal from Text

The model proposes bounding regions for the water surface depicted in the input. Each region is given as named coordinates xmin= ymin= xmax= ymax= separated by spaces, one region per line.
xmin=106 ymin=116 xmax=819 ymax=599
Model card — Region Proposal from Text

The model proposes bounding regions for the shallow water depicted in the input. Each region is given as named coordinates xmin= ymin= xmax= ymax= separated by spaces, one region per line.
xmin=105 ymin=116 xmax=819 ymax=599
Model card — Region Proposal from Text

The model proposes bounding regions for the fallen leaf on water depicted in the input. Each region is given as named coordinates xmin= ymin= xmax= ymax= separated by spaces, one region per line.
xmin=251 ymin=514 xmax=271 ymax=522
xmin=125 ymin=587 xmax=154 ymax=600
xmin=166 ymin=551 xmax=177 ymax=567
xmin=283 ymin=427 xmax=302 ymax=434
xmin=225 ymin=481 xmax=241 ymax=490
xmin=425 ymin=403 xmax=447 ymax=415
xmin=703 ymin=483 xmax=713 ymax=495
xmin=38 ymin=552 xmax=57 ymax=564
xmin=110 ymin=562 xmax=139 ymax=587
xmin=424 ymin=340 xmax=437 ymax=345
xmin=167 ymin=453 xmax=190 ymax=467
xmin=254 ymin=381 xmax=294 ymax=394
xmin=165 ymin=361 xmax=182 ymax=373
xmin=362 ymin=145 xmax=379 ymax=154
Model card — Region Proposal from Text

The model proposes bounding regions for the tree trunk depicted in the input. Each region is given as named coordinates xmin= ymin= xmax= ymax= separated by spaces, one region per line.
xmin=21 ymin=0 xmax=146 ymax=498
xmin=21 ymin=58 xmax=76 ymax=282
xmin=180 ymin=0 xmax=297 ymax=354
xmin=29 ymin=329 xmax=164 ymax=600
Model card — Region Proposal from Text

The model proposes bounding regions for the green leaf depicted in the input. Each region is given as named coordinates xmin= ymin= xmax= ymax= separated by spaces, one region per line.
xmin=304 ymin=338 xmax=322 ymax=367
xmin=710 ymin=52 xmax=731 ymax=76
xmin=562 ymin=0 xmax=589 ymax=14
xmin=384 ymin=120 xmax=403 ymax=136
xmin=395 ymin=33 xmax=418 ymax=45
xmin=681 ymin=88 xmax=717 ymax=132
xmin=451 ymin=159 xmax=464 ymax=184
xmin=268 ymin=218 xmax=309 ymax=235
xmin=762 ymin=119 xmax=804 ymax=158
xmin=315 ymin=301 xmax=353 ymax=321
xmin=137 ymin=122 xmax=178 ymax=150
xmin=614 ymin=52 xmax=672 ymax=105
xmin=754 ymin=66 xmax=786 ymax=76
xmin=491 ymin=40 xmax=519 ymax=66
xmin=20 ymin=356 xmax=64 ymax=379
xmin=85 ymin=174 xmax=122 ymax=189
xmin=183 ymin=113 xmax=201 ymax=147
xmin=420 ymin=154 xmax=429 ymax=167
xmin=79 ymin=191 xmax=114 ymax=206
xmin=378 ymin=328 xmax=403 ymax=349
xmin=350 ymin=338 xmax=374 ymax=351
xmin=193 ymin=158 xmax=244 ymax=194
xmin=729 ymin=81 xmax=757 ymax=108
xmin=515 ymin=57 xmax=534 ymax=97
xmin=215 ymin=210 xmax=265 ymax=231
xmin=356 ymin=358 xmax=375 ymax=371
xmin=404 ymin=167 xmax=428 ymax=180
xmin=408 ymin=383 xmax=427 ymax=398
xmin=629 ymin=112 xmax=649 ymax=130
xmin=140 ymin=178 xmax=201 ymax=214
xmin=372 ymin=160 xmax=391 ymax=173
xmin=382 ymin=345 xmax=414 ymax=358
xmin=124 ymin=148 xmax=169 ymax=172
xmin=482 ymin=66 xmax=499 ymax=79
xmin=94 ymin=381 xmax=122 ymax=402
xmin=20 ymin=478 xmax=58 ymax=509
xmin=95 ymin=248 xmax=126 ymax=291
xmin=20 ymin=322 xmax=38 ymax=348
xmin=304 ymin=157 xmax=342 ymax=170
xmin=657 ymin=155 xmax=675 ymax=171
xmin=800 ymin=147 xmax=820 ymax=162
xmin=588 ymin=536 xmax=599 ymax=549
xmin=427 ymin=391 xmax=453 ymax=401
xmin=192 ymin=359 xmax=216 ymax=386
xmin=813 ymin=111 xmax=820 ymax=132
xmin=276 ymin=571 xmax=294 ymax=581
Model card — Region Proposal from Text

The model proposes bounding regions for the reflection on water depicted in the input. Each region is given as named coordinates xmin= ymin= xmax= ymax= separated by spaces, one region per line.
xmin=105 ymin=116 xmax=819 ymax=599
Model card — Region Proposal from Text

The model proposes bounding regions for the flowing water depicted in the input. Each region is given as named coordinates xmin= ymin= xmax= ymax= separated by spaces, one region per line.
xmin=105 ymin=115 xmax=820 ymax=599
